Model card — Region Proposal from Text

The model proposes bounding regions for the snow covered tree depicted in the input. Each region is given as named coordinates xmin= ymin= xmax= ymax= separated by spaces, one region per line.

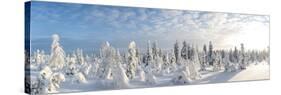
xmin=75 ymin=48 xmax=86 ymax=65
xmin=98 ymin=41 xmax=116 ymax=79
xmin=191 ymin=46 xmax=202 ymax=74
xmin=162 ymin=52 xmax=170 ymax=74
xmin=34 ymin=66 xmax=65 ymax=94
xmin=201 ymin=44 xmax=208 ymax=71
xmin=126 ymin=41 xmax=138 ymax=79
xmin=112 ymin=50 xmax=130 ymax=88
xmin=174 ymin=40 xmax=180 ymax=64
xmin=208 ymin=41 xmax=214 ymax=65
xmin=152 ymin=41 xmax=159 ymax=59
xmin=213 ymin=51 xmax=222 ymax=71
xmin=144 ymin=40 xmax=153 ymax=68
xmin=49 ymin=34 xmax=65 ymax=70
xmin=169 ymin=50 xmax=177 ymax=72
xmin=154 ymin=54 xmax=163 ymax=75
xmin=225 ymin=49 xmax=238 ymax=72
xmin=187 ymin=44 xmax=193 ymax=60
xmin=181 ymin=41 xmax=188 ymax=60
xmin=233 ymin=47 xmax=239 ymax=63
xmin=239 ymin=43 xmax=246 ymax=69
xmin=34 ymin=49 xmax=43 ymax=65
xmin=31 ymin=34 xmax=67 ymax=94
xmin=145 ymin=68 xmax=157 ymax=85
xmin=65 ymin=53 xmax=78 ymax=76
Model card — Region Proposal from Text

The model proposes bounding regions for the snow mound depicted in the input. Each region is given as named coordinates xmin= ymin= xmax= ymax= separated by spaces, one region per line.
xmin=145 ymin=72 xmax=157 ymax=85
xmin=75 ymin=72 xmax=87 ymax=83
xmin=172 ymin=71 xmax=191 ymax=85
xmin=39 ymin=66 xmax=53 ymax=80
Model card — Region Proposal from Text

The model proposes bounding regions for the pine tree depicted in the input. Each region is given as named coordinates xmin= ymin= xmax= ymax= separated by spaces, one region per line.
xmin=181 ymin=41 xmax=188 ymax=60
xmin=233 ymin=46 xmax=239 ymax=63
xmin=240 ymin=43 xmax=246 ymax=69
xmin=187 ymin=44 xmax=192 ymax=60
xmin=152 ymin=41 xmax=158 ymax=59
xmin=145 ymin=40 xmax=153 ymax=67
xmin=112 ymin=59 xmax=129 ymax=88
xmin=174 ymin=40 xmax=180 ymax=64
xmin=126 ymin=41 xmax=138 ymax=79
xmin=49 ymin=34 xmax=65 ymax=70
xmin=208 ymin=41 xmax=213 ymax=65
xmin=98 ymin=41 xmax=116 ymax=79
xmin=201 ymin=44 xmax=208 ymax=70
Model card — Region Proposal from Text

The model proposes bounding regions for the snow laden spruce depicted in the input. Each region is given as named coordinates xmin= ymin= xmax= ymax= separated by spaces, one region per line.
xmin=28 ymin=34 xmax=269 ymax=94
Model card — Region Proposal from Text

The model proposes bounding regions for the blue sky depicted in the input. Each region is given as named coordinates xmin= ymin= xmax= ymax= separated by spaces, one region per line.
xmin=29 ymin=1 xmax=269 ymax=53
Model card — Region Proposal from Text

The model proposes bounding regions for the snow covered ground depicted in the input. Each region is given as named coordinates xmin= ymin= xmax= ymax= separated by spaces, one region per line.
xmin=194 ymin=61 xmax=269 ymax=84
xmin=42 ymin=61 xmax=269 ymax=93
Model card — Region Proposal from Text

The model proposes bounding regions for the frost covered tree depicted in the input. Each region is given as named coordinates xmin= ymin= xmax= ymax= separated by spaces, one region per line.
xmin=32 ymin=66 xmax=53 ymax=94
xmin=33 ymin=49 xmax=47 ymax=70
xmin=34 ymin=66 xmax=65 ymax=94
xmin=181 ymin=41 xmax=188 ymax=60
xmin=174 ymin=40 xmax=180 ymax=64
xmin=112 ymin=50 xmax=130 ymax=88
xmin=49 ymin=34 xmax=65 ymax=70
xmin=213 ymin=51 xmax=222 ymax=71
xmin=169 ymin=50 xmax=177 ymax=72
xmin=137 ymin=66 xmax=146 ymax=82
xmin=187 ymin=52 xmax=201 ymax=79
xmin=145 ymin=68 xmax=157 ymax=85
xmin=225 ymin=49 xmax=238 ymax=72
xmin=144 ymin=40 xmax=153 ymax=68
xmin=208 ymin=41 xmax=214 ymax=66
xmin=74 ymin=48 xmax=92 ymax=78
xmin=191 ymin=46 xmax=202 ymax=75
xmin=187 ymin=44 xmax=193 ymax=60
xmin=150 ymin=41 xmax=163 ymax=74
xmin=98 ymin=41 xmax=116 ymax=79
xmin=65 ymin=53 xmax=78 ymax=76
xmin=233 ymin=46 xmax=239 ymax=63
xmin=34 ymin=49 xmax=44 ymax=65
xmin=152 ymin=41 xmax=159 ymax=59
xmin=75 ymin=48 xmax=86 ymax=65
xmin=126 ymin=41 xmax=138 ymax=79
xmin=162 ymin=52 xmax=170 ymax=74
xmin=239 ymin=43 xmax=246 ymax=69
xmin=201 ymin=44 xmax=208 ymax=71
xmin=31 ymin=34 xmax=66 ymax=94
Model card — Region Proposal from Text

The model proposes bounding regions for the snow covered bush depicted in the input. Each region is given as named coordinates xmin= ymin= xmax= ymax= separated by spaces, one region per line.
xmin=40 ymin=66 xmax=53 ymax=80
xmin=172 ymin=71 xmax=191 ymax=85
xmin=48 ymin=73 xmax=65 ymax=92
xmin=36 ymin=66 xmax=65 ymax=93
xmin=74 ymin=72 xmax=87 ymax=83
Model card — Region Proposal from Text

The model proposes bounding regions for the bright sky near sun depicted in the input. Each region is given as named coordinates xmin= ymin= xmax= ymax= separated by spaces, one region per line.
xmin=29 ymin=1 xmax=269 ymax=53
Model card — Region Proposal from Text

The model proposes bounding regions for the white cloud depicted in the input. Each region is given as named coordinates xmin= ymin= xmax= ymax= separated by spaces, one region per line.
xmin=32 ymin=3 xmax=269 ymax=50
